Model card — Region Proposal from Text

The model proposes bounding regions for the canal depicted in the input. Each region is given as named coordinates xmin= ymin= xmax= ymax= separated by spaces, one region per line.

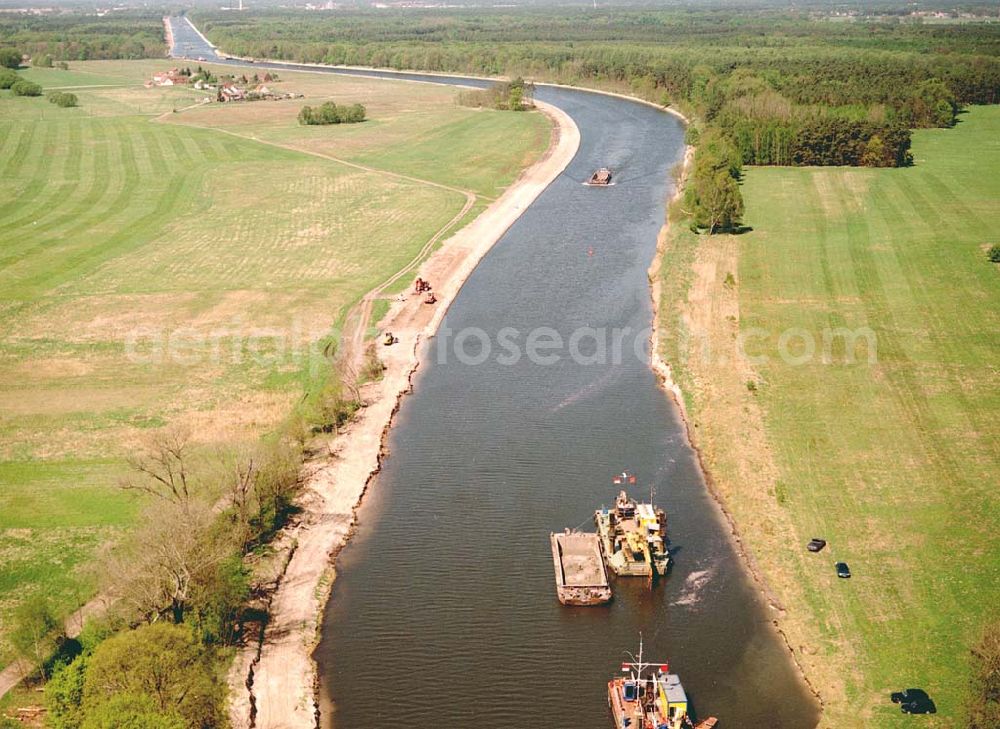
xmin=168 ymin=18 xmax=821 ymax=728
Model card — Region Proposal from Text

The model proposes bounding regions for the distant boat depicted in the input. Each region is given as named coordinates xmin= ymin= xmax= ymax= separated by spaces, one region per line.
xmin=587 ymin=167 xmax=613 ymax=185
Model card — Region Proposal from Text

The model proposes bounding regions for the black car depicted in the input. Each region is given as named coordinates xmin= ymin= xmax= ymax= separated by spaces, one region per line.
xmin=835 ymin=561 xmax=851 ymax=578
xmin=891 ymin=689 xmax=936 ymax=714
xmin=807 ymin=538 xmax=827 ymax=552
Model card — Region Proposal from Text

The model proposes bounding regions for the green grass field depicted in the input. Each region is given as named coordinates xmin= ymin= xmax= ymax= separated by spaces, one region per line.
xmin=660 ymin=106 xmax=999 ymax=727
xmin=0 ymin=60 xmax=549 ymax=661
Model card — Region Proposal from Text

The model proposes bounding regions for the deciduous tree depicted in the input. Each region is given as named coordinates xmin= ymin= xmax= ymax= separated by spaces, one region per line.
xmin=81 ymin=624 xmax=224 ymax=729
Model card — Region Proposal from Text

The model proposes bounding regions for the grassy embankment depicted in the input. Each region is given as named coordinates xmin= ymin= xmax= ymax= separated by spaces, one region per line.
xmin=659 ymin=106 xmax=999 ymax=727
xmin=0 ymin=59 xmax=550 ymax=665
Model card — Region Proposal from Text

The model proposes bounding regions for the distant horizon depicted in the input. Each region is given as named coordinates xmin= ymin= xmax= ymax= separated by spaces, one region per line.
xmin=2 ymin=0 xmax=1000 ymax=15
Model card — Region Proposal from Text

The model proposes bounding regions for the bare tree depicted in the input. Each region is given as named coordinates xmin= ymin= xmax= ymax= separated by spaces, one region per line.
xmin=220 ymin=446 xmax=258 ymax=552
xmin=120 ymin=429 xmax=202 ymax=507
xmin=110 ymin=430 xmax=236 ymax=624
xmin=105 ymin=501 xmax=233 ymax=624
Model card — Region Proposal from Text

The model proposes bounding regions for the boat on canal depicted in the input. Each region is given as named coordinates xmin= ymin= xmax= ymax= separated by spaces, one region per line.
xmin=608 ymin=639 xmax=718 ymax=729
xmin=587 ymin=167 xmax=614 ymax=185
xmin=596 ymin=474 xmax=670 ymax=578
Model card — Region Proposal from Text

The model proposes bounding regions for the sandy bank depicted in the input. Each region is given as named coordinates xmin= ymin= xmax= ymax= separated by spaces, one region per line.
xmin=228 ymin=100 xmax=579 ymax=729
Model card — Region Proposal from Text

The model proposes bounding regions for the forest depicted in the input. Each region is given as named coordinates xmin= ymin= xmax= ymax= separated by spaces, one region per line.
xmin=195 ymin=7 xmax=1000 ymax=173
xmin=0 ymin=13 xmax=164 ymax=61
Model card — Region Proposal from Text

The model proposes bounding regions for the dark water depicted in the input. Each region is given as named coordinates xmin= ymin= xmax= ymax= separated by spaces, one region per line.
xmin=168 ymin=19 xmax=821 ymax=729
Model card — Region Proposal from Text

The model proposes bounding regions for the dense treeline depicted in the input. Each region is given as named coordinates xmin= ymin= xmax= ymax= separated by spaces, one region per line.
xmin=192 ymin=6 xmax=1000 ymax=233
xmin=196 ymin=7 xmax=1000 ymax=175
xmin=0 ymin=14 xmax=164 ymax=61
xmin=198 ymin=8 xmax=1000 ymax=57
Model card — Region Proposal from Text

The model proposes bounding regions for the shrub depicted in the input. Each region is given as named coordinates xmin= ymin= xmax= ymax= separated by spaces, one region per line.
xmin=33 ymin=53 xmax=53 ymax=68
xmin=0 ymin=68 xmax=17 ymax=88
xmin=48 ymin=91 xmax=78 ymax=107
xmin=360 ymin=344 xmax=385 ymax=383
xmin=988 ymin=245 xmax=1000 ymax=263
xmin=11 ymin=595 xmax=60 ymax=677
xmin=0 ymin=48 xmax=21 ymax=69
xmin=46 ymin=654 xmax=89 ymax=729
xmin=342 ymin=102 xmax=366 ymax=123
xmin=11 ymin=79 xmax=42 ymax=96
xmin=966 ymin=620 xmax=1000 ymax=728
xmin=312 ymin=372 xmax=361 ymax=432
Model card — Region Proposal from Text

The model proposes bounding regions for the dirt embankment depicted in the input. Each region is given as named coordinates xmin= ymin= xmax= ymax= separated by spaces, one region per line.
xmin=227 ymin=100 xmax=579 ymax=729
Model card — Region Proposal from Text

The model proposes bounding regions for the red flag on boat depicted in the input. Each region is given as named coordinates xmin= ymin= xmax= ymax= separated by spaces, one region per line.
xmin=660 ymin=664 xmax=669 ymax=673
xmin=621 ymin=663 xmax=631 ymax=672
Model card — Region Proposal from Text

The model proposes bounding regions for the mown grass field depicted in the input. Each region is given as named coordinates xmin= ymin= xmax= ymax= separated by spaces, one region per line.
xmin=660 ymin=106 xmax=999 ymax=727
xmin=161 ymin=64 xmax=551 ymax=198
xmin=0 ymin=60 xmax=549 ymax=661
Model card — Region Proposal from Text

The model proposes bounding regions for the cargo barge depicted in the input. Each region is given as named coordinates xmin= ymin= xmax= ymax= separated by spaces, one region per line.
xmin=550 ymin=530 xmax=612 ymax=606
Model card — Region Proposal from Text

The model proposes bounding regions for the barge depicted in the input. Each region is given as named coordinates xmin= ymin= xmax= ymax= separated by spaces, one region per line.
xmin=550 ymin=530 xmax=612 ymax=606
xmin=596 ymin=478 xmax=670 ymax=578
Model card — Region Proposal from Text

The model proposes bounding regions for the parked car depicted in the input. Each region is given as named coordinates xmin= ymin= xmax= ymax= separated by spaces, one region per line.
xmin=891 ymin=689 xmax=936 ymax=714
xmin=807 ymin=538 xmax=827 ymax=552
xmin=835 ymin=561 xmax=851 ymax=578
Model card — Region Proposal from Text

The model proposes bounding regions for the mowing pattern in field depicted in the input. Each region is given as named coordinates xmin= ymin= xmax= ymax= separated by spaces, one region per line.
xmin=163 ymin=65 xmax=552 ymax=199
xmin=0 ymin=68 xmax=549 ymax=660
xmin=732 ymin=108 xmax=998 ymax=725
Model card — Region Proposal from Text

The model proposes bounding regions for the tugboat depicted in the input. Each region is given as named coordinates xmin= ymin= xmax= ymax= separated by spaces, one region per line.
xmin=608 ymin=638 xmax=717 ymax=729
xmin=587 ymin=167 xmax=613 ymax=186
xmin=596 ymin=473 xmax=670 ymax=578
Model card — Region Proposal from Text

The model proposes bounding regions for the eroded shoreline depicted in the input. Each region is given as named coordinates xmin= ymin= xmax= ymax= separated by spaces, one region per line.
xmin=227 ymin=101 xmax=580 ymax=729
